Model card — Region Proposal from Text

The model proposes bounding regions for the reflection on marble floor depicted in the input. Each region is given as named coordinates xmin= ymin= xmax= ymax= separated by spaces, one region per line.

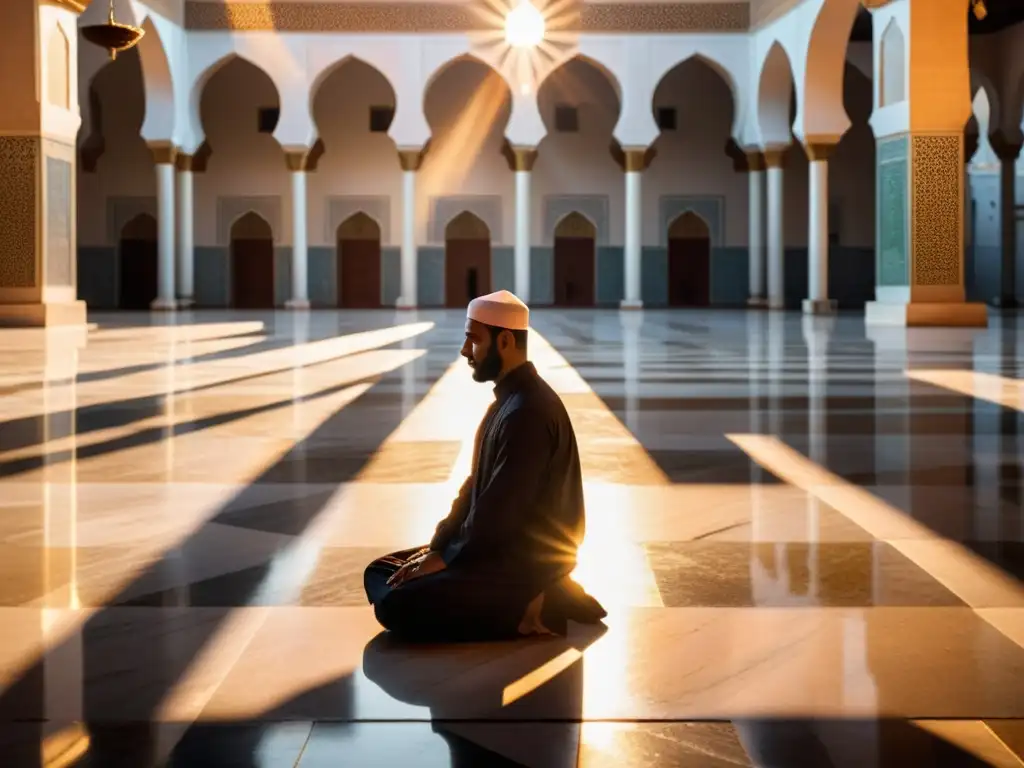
xmin=1 ymin=308 xmax=1024 ymax=767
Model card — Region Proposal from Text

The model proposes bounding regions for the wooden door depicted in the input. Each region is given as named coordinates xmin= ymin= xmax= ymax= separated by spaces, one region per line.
xmin=231 ymin=239 xmax=275 ymax=309
xmin=118 ymin=239 xmax=158 ymax=310
xmin=553 ymin=237 xmax=595 ymax=307
xmin=445 ymin=240 xmax=491 ymax=308
xmin=668 ymin=237 xmax=711 ymax=307
xmin=338 ymin=239 xmax=381 ymax=308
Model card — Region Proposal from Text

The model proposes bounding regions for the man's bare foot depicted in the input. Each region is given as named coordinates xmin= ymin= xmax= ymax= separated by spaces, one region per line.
xmin=517 ymin=592 xmax=554 ymax=636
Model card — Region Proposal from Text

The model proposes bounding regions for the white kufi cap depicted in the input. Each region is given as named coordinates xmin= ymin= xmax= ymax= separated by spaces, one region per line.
xmin=466 ymin=290 xmax=530 ymax=331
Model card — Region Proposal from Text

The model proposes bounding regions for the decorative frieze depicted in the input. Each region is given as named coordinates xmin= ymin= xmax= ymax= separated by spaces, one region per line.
xmin=184 ymin=1 xmax=748 ymax=33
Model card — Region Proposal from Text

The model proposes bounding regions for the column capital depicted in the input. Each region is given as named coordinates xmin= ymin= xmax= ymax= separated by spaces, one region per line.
xmin=746 ymin=151 xmax=766 ymax=172
xmin=285 ymin=141 xmax=324 ymax=173
xmin=763 ymin=147 xmax=788 ymax=169
xmin=176 ymin=141 xmax=212 ymax=173
xmin=501 ymin=141 xmax=537 ymax=172
xmin=803 ymin=142 xmax=837 ymax=162
xmin=611 ymin=142 xmax=655 ymax=172
xmin=149 ymin=141 xmax=177 ymax=166
xmin=398 ymin=144 xmax=429 ymax=172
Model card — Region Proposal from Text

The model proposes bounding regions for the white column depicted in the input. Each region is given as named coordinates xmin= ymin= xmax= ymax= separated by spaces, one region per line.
xmin=765 ymin=149 xmax=785 ymax=310
xmin=398 ymin=148 xmax=423 ymax=309
xmin=285 ymin=150 xmax=310 ymax=310
xmin=748 ymin=153 xmax=766 ymax=306
xmin=512 ymin=147 xmax=536 ymax=302
xmin=621 ymin=148 xmax=645 ymax=309
xmin=175 ymin=157 xmax=194 ymax=307
xmin=151 ymin=145 xmax=176 ymax=311
xmin=803 ymin=143 xmax=836 ymax=315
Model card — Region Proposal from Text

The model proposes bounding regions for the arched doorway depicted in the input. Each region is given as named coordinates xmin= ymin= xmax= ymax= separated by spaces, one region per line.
xmin=118 ymin=213 xmax=158 ymax=310
xmin=667 ymin=211 xmax=712 ymax=307
xmin=230 ymin=212 xmax=275 ymax=309
xmin=445 ymin=211 xmax=491 ymax=308
xmin=553 ymin=212 xmax=597 ymax=307
xmin=336 ymin=212 xmax=382 ymax=308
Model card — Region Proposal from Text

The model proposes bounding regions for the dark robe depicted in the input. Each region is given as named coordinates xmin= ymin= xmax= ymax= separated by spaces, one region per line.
xmin=364 ymin=361 xmax=605 ymax=642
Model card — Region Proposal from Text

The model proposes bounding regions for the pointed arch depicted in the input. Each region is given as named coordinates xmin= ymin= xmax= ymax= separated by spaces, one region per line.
xmin=190 ymin=53 xmax=282 ymax=149
xmin=336 ymin=211 xmax=382 ymax=308
xmin=554 ymin=211 xmax=597 ymax=240
xmin=879 ymin=18 xmax=906 ymax=107
xmin=757 ymin=41 xmax=795 ymax=146
xmin=668 ymin=210 xmax=711 ymax=240
xmin=652 ymin=53 xmax=738 ymax=126
xmin=46 ymin=24 xmax=70 ymax=109
xmin=667 ymin=211 xmax=711 ymax=307
xmin=445 ymin=210 xmax=491 ymax=241
xmin=118 ymin=213 xmax=158 ymax=310
xmin=310 ymin=55 xmax=398 ymax=114
xmin=230 ymin=211 xmax=275 ymax=309
xmin=445 ymin=211 xmax=491 ymax=307
xmin=135 ymin=16 xmax=176 ymax=142
xmin=337 ymin=211 xmax=382 ymax=241
xmin=537 ymin=53 xmax=622 ymax=105
xmin=799 ymin=0 xmax=863 ymax=140
xmin=553 ymin=211 xmax=596 ymax=307
xmin=423 ymin=54 xmax=514 ymax=110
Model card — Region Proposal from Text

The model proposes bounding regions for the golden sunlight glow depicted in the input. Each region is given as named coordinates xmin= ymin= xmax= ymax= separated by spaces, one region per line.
xmin=501 ymin=648 xmax=581 ymax=705
xmin=727 ymin=434 xmax=1024 ymax=649
xmin=505 ymin=0 xmax=545 ymax=48
xmin=904 ymin=369 xmax=1024 ymax=412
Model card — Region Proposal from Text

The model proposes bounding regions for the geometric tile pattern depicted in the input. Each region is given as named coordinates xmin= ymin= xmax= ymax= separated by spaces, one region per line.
xmin=0 ymin=309 xmax=1021 ymax=766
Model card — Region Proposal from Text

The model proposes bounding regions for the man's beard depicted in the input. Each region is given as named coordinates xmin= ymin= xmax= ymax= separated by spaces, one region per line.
xmin=471 ymin=344 xmax=503 ymax=382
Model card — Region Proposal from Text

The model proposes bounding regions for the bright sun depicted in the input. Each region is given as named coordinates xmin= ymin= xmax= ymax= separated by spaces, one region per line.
xmin=505 ymin=0 xmax=545 ymax=48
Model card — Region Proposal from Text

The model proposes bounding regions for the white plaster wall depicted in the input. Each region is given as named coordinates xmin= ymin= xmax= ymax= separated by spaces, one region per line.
xmin=78 ymin=31 xmax=877 ymax=250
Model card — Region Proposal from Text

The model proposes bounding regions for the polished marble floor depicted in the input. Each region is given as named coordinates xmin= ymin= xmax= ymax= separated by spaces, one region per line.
xmin=1 ymin=308 xmax=1023 ymax=767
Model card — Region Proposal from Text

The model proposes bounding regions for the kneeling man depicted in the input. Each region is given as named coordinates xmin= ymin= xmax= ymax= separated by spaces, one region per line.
xmin=363 ymin=290 xmax=606 ymax=642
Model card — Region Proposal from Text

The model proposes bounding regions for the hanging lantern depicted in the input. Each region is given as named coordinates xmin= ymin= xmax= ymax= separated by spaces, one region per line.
xmin=81 ymin=0 xmax=144 ymax=61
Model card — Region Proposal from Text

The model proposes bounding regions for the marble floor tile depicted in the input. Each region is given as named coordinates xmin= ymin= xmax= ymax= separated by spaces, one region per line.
xmin=1 ymin=309 xmax=1023 ymax=765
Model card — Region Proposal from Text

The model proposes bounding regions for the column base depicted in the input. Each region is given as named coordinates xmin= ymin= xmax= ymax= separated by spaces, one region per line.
xmin=619 ymin=300 xmax=643 ymax=311
xmin=0 ymin=300 xmax=87 ymax=328
xmin=284 ymin=299 xmax=311 ymax=311
xmin=766 ymin=301 xmax=786 ymax=311
xmin=747 ymin=296 xmax=768 ymax=308
xmin=176 ymin=297 xmax=195 ymax=309
xmin=150 ymin=298 xmax=177 ymax=312
xmin=802 ymin=299 xmax=837 ymax=316
xmin=865 ymin=301 xmax=989 ymax=328
xmin=395 ymin=300 xmax=418 ymax=311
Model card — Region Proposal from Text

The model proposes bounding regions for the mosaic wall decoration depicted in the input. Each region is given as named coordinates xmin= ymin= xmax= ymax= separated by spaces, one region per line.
xmin=184 ymin=1 xmax=748 ymax=32
xmin=911 ymin=134 xmax=962 ymax=286
xmin=45 ymin=157 xmax=73 ymax=287
xmin=0 ymin=137 xmax=39 ymax=288
xmin=876 ymin=134 xmax=909 ymax=287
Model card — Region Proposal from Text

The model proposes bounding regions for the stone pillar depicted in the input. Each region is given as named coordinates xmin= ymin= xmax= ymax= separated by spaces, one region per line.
xmin=150 ymin=142 xmax=177 ymax=310
xmin=990 ymin=131 xmax=1022 ymax=308
xmin=285 ymin=149 xmax=311 ymax=309
xmin=747 ymin=151 xmax=767 ymax=307
xmin=397 ymin=147 xmax=426 ymax=309
xmin=175 ymin=153 xmax=195 ymax=307
xmin=803 ymin=143 xmax=837 ymax=315
xmin=509 ymin=146 xmax=537 ymax=302
xmin=765 ymin=148 xmax=786 ymax=310
xmin=621 ymin=148 xmax=649 ymax=310
xmin=866 ymin=0 xmax=987 ymax=327
xmin=0 ymin=0 xmax=88 ymax=326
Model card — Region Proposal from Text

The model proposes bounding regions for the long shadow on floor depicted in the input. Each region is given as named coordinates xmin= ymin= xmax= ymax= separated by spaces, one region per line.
xmin=0 ymin=321 xmax=455 ymax=765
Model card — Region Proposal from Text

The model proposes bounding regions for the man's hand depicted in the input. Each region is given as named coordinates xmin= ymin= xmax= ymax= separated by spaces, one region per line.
xmin=386 ymin=550 xmax=446 ymax=588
